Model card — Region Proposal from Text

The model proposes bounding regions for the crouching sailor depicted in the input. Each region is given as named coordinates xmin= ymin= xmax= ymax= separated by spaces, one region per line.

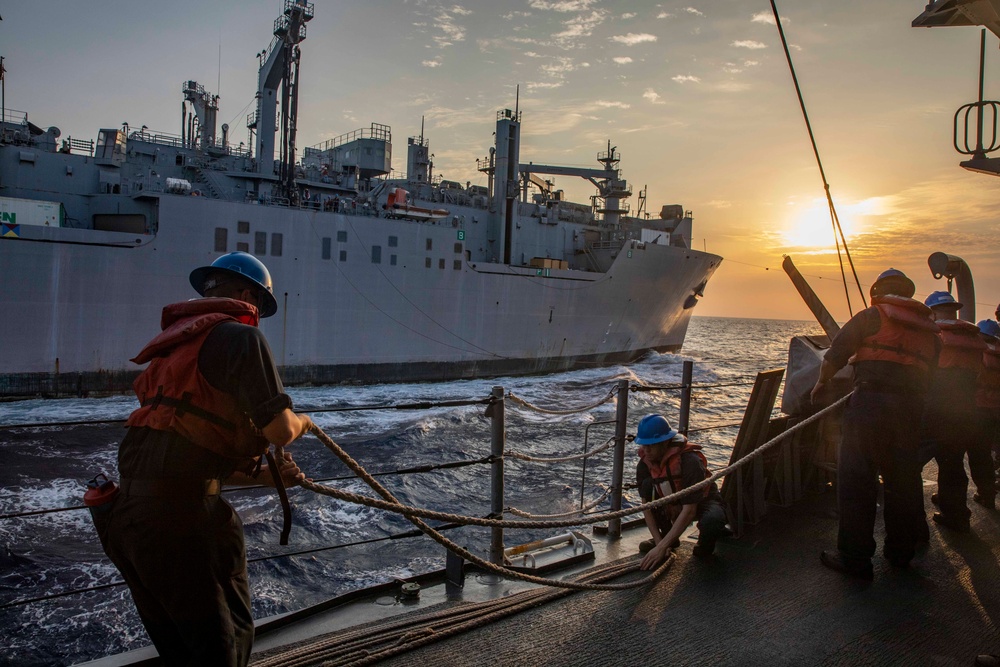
xmin=96 ymin=251 xmax=314 ymax=667
xmin=634 ymin=414 xmax=729 ymax=570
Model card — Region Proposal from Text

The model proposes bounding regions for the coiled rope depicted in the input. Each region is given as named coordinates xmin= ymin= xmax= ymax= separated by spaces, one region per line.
xmin=304 ymin=424 xmax=673 ymax=591
xmin=301 ymin=393 xmax=850 ymax=531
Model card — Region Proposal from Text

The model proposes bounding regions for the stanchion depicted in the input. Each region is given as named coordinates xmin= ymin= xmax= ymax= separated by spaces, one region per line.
xmin=608 ymin=379 xmax=629 ymax=539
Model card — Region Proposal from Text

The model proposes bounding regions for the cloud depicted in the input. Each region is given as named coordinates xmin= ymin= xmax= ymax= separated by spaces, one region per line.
xmin=708 ymin=200 xmax=733 ymax=208
xmin=732 ymin=40 xmax=767 ymax=49
xmin=527 ymin=81 xmax=565 ymax=90
xmin=622 ymin=12 xmax=636 ymax=19
xmin=685 ymin=7 xmax=705 ymax=16
xmin=529 ymin=0 xmax=598 ymax=11
xmin=594 ymin=100 xmax=631 ymax=109
xmin=613 ymin=56 xmax=633 ymax=64
xmin=751 ymin=11 xmax=789 ymax=25
xmin=422 ymin=59 xmax=442 ymax=68
xmin=657 ymin=11 xmax=672 ymax=19
xmin=610 ymin=33 xmax=657 ymax=46
xmin=430 ymin=5 xmax=470 ymax=47
xmin=672 ymin=74 xmax=701 ymax=83
xmin=643 ymin=88 xmax=665 ymax=104
xmin=553 ymin=9 xmax=608 ymax=45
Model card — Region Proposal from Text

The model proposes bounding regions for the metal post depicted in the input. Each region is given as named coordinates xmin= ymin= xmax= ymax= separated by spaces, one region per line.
xmin=608 ymin=379 xmax=629 ymax=540
xmin=678 ymin=360 xmax=693 ymax=435
xmin=489 ymin=386 xmax=505 ymax=566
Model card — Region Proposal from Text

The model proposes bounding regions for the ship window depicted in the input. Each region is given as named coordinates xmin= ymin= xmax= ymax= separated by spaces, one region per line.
xmin=340 ymin=250 xmax=347 ymax=262
xmin=426 ymin=238 xmax=433 ymax=251
xmin=237 ymin=242 xmax=249 ymax=252
xmin=322 ymin=237 xmax=331 ymax=260
xmin=214 ymin=227 xmax=228 ymax=252
xmin=454 ymin=243 xmax=463 ymax=254
xmin=337 ymin=231 xmax=347 ymax=243
xmin=388 ymin=235 xmax=398 ymax=247
xmin=238 ymin=221 xmax=250 ymax=234
xmin=175 ymin=155 xmax=183 ymax=166
xmin=271 ymin=233 xmax=283 ymax=256
xmin=372 ymin=245 xmax=382 ymax=263
xmin=390 ymin=254 xmax=397 ymax=266
xmin=453 ymin=260 xmax=462 ymax=270
xmin=425 ymin=257 xmax=431 ymax=268
xmin=438 ymin=258 xmax=445 ymax=270
xmin=255 ymin=232 xmax=267 ymax=256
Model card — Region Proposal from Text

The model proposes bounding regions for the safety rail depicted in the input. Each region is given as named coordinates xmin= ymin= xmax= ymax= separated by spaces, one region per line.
xmin=0 ymin=361 xmax=842 ymax=612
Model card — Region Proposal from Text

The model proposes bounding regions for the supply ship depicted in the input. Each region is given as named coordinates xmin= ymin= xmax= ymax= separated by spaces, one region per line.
xmin=0 ymin=0 xmax=721 ymax=399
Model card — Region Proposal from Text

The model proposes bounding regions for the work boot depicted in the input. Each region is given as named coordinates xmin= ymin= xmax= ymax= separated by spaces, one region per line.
xmin=975 ymin=655 xmax=1000 ymax=667
xmin=882 ymin=548 xmax=911 ymax=569
xmin=692 ymin=539 xmax=716 ymax=559
xmin=820 ymin=550 xmax=873 ymax=580
xmin=933 ymin=512 xmax=971 ymax=533
xmin=973 ymin=493 xmax=996 ymax=510
xmin=931 ymin=493 xmax=940 ymax=506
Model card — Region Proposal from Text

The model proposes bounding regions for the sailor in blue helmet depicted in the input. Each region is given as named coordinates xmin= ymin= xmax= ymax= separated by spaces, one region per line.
xmin=634 ymin=414 xmax=729 ymax=569
xmin=96 ymin=251 xmax=314 ymax=666
xmin=811 ymin=268 xmax=940 ymax=579
xmin=920 ymin=291 xmax=988 ymax=533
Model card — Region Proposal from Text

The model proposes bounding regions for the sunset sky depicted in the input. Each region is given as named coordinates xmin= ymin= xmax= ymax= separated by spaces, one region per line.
xmin=3 ymin=1 xmax=999 ymax=322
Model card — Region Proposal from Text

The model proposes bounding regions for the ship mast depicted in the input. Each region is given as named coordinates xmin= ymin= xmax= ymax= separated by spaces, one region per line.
xmin=252 ymin=0 xmax=314 ymax=200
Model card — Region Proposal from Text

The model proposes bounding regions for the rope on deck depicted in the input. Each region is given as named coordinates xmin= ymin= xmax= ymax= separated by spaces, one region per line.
xmin=304 ymin=424 xmax=674 ymax=592
xmin=249 ymin=558 xmax=664 ymax=667
xmin=301 ymin=393 xmax=850 ymax=531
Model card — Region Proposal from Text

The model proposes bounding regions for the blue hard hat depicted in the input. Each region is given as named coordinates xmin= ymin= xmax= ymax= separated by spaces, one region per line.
xmin=634 ymin=414 xmax=679 ymax=446
xmin=870 ymin=268 xmax=915 ymax=299
xmin=978 ymin=319 xmax=1000 ymax=338
xmin=189 ymin=251 xmax=278 ymax=318
xmin=924 ymin=290 xmax=962 ymax=311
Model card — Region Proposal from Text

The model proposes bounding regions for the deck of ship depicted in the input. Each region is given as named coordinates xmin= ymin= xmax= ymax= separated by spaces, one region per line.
xmin=250 ymin=462 xmax=1000 ymax=667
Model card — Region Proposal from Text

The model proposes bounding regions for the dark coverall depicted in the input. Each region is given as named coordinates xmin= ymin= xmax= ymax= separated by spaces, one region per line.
xmin=923 ymin=356 xmax=986 ymax=523
xmin=637 ymin=450 xmax=728 ymax=552
xmin=96 ymin=321 xmax=291 ymax=666
xmin=825 ymin=307 xmax=939 ymax=565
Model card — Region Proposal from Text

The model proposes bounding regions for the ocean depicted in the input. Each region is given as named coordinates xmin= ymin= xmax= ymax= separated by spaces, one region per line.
xmin=0 ymin=316 xmax=825 ymax=666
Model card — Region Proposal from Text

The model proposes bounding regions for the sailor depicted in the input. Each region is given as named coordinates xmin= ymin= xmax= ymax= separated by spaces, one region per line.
xmin=973 ymin=319 xmax=1000 ymax=510
xmin=921 ymin=291 xmax=988 ymax=532
xmin=811 ymin=268 xmax=940 ymax=578
xmin=96 ymin=251 xmax=314 ymax=666
xmin=634 ymin=414 xmax=729 ymax=570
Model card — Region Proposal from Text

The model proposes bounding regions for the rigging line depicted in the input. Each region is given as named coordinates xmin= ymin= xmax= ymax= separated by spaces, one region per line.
xmin=831 ymin=211 xmax=854 ymax=316
xmin=344 ymin=215 xmax=508 ymax=358
xmin=769 ymin=0 xmax=865 ymax=313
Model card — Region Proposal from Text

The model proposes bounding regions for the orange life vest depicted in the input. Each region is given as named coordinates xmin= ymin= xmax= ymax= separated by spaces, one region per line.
xmin=125 ymin=298 xmax=269 ymax=460
xmin=937 ymin=320 xmax=987 ymax=371
xmin=850 ymin=295 xmax=939 ymax=371
xmin=977 ymin=340 xmax=1000 ymax=409
xmin=639 ymin=441 xmax=711 ymax=503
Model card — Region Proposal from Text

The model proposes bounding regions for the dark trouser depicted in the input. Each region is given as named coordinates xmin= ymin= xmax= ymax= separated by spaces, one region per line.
xmin=838 ymin=387 xmax=925 ymax=564
xmin=923 ymin=405 xmax=978 ymax=521
xmin=971 ymin=410 xmax=1000 ymax=499
xmin=97 ymin=492 xmax=253 ymax=667
xmin=652 ymin=498 xmax=728 ymax=549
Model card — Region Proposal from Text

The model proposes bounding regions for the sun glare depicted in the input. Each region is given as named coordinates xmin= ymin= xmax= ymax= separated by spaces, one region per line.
xmin=781 ymin=197 xmax=886 ymax=248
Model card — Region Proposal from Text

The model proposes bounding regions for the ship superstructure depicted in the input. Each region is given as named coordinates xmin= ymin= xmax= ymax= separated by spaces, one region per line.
xmin=0 ymin=0 xmax=720 ymax=398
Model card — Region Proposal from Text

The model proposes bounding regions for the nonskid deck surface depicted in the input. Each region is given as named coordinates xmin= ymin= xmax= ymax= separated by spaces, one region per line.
xmin=252 ymin=464 xmax=1000 ymax=667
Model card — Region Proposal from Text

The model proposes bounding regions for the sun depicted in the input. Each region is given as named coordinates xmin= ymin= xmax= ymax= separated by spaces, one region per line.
xmin=780 ymin=196 xmax=885 ymax=249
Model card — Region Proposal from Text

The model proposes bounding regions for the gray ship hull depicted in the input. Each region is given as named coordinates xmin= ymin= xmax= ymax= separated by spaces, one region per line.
xmin=0 ymin=192 xmax=719 ymax=396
